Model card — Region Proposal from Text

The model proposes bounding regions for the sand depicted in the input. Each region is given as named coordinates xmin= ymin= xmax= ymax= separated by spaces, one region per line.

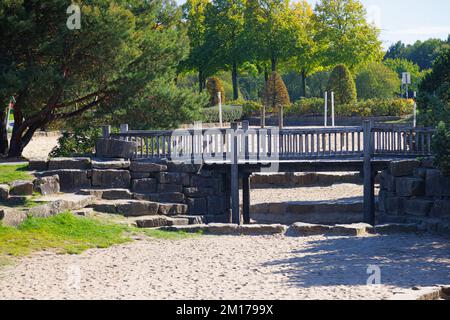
xmin=0 ymin=233 xmax=449 ymax=300
xmin=21 ymin=132 xmax=60 ymax=159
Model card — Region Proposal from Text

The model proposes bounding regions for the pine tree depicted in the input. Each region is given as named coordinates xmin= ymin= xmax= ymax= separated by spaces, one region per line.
xmin=327 ymin=65 xmax=357 ymax=105
xmin=263 ymin=72 xmax=290 ymax=128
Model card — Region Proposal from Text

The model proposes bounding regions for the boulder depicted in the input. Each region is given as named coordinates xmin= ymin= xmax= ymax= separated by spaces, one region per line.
xmin=36 ymin=170 xmax=91 ymax=192
xmin=28 ymin=158 xmax=48 ymax=171
xmin=187 ymin=197 xmax=207 ymax=215
xmin=91 ymin=169 xmax=131 ymax=188
xmin=91 ymin=159 xmax=130 ymax=169
xmin=287 ymin=222 xmax=333 ymax=236
xmin=130 ymin=161 xmax=167 ymax=172
xmin=0 ymin=208 xmax=27 ymax=227
xmin=389 ymin=160 xmax=420 ymax=177
xmin=395 ymin=177 xmax=425 ymax=197
xmin=131 ymin=178 xmax=157 ymax=193
xmin=0 ymin=184 xmax=9 ymax=201
xmin=48 ymin=157 xmax=91 ymax=170
xmin=33 ymin=175 xmax=60 ymax=195
xmin=158 ymin=172 xmax=190 ymax=185
xmin=96 ymin=138 xmax=137 ymax=159
xmin=403 ymin=199 xmax=433 ymax=216
xmin=10 ymin=180 xmax=34 ymax=196
xmin=157 ymin=203 xmax=188 ymax=215
xmin=238 ymin=224 xmax=287 ymax=235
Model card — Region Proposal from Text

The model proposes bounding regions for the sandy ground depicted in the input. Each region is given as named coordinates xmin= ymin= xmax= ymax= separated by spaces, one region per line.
xmin=21 ymin=133 xmax=60 ymax=159
xmin=0 ymin=233 xmax=449 ymax=300
xmin=250 ymin=184 xmax=367 ymax=204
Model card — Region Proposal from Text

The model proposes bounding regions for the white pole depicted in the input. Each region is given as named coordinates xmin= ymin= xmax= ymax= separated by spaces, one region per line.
xmin=413 ymin=91 xmax=417 ymax=128
xmin=218 ymin=92 xmax=223 ymax=127
xmin=331 ymin=91 xmax=335 ymax=127
xmin=324 ymin=91 xmax=328 ymax=127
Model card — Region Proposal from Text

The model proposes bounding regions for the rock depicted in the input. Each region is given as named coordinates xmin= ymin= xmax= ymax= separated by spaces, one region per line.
xmin=135 ymin=216 xmax=170 ymax=228
xmin=33 ymin=175 xmax=60 ymax=195
xmin=389 ymin=160 xmax=420 ymax=177
xmin=331 ymin=223 xmax=372 ymax=236
xmin=157 ymin=184 xmax=183 ymax=193
xmin=287 ymin=222 xmax=333 ymax=236
xmin=116 ymin=200 xmax=159 ymax=217
xmin=130 ymin=161 xmax=167 ymax=172
xmin=183 ymin=187 xmax=214 ymax=198
xmin=157 ymin=203 xmax=188 ymax=215
xmin=48 ymin=157 xmax=91 ymax=170
xmin=78 ymin=188 xmax=133 ymax=200
xmin=187 ymin=197 xmax=207 ymax=215
xmin=426 ymin=169 xmax=450 ymax=197
xmin=190 ymin=175 xmax=218 ymax=188
xmin=380 ymin=170 xmax=396 ymax=192
xmin=395 ymin=177 xmax=425 ymax=197
xmin=28 ymin=195 xmax=95 ymax=218
xmin=10 ymin=180 xmax=34 ymax=196
xmin=96 ymin=138 xmax=137 ymax=159
xmin=430 ymin=200 xmax=450 ymax=218
xmin=91 ymin=159 xmax=130 ymax=169
xmin=133 ymin=192 xmax=185 ymax=204
xmin=0 ymin=208 xmax=27 ymax=227
xmin=159 ymin=224 xmax=208 ymax=233
xmin=91 ymin=169 xmax=131 ymax=188
xmin=167 ymin=162 xmax=201 ymax=173
xmin=28 ymin=158 xmax=48 ymax=171
xmin=36 ymin=170 xmax=91 ymax=192
xmin=374 ymin=223 xmax=418 ymax=234
xmin=207 ymin=223 xmax=240 ymax=235
xmin=131 ymin=178 xmax=157 ymax=193
xmin=158 ymin=172 xmax=190 ymax=185
xmin=238 ymin=224 xmax=287 ymax=235
xmin=176 ymin=215 xmax=205 ymax=225
xmin=420 ymin=157 xmax=435 ymax=168
xmin=403 ymin=199 xmax=433 ymax=216
xmin=131 ymin=172 xmax=151 ymax=179
xmin=0 ymin=184 xmax=9 ymax=200
xmin=385 ymin=196 xmax=405 ymax=216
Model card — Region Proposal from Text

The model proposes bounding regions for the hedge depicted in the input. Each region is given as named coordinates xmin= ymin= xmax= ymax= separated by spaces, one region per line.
xmin=201 ymin=105 xmax=243 ymax=123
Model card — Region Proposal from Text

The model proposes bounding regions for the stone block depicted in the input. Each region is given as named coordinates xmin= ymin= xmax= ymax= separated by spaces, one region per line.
xmin=287 ymin=222 xmax=332 ymax=236
xmin=238 ymin=224 xmax=287 ymax=235
xmin=33 ymin=175 xmax=60 ymax=195
xmin=37 ymin=170 xmax=91 ymax=192
xmin=102 ymin=189 xmax=133 ymax=200
xmin=96 ymin=138 xmax=137 ymax=159
xmin=91 ymin=159 xmax=130 ymax=169
xmin=28 ymin=158 xmax=48 ymax=171
xmin=0 ymin=184 xmax=9 ymax=201
xmin=158 ymin=172 xmax=190 ymax=186
xmin=134 ymin=192 xmax=185 ymax=204
xmin=403 ymin=199 xmax=433 ymax=217
xmin=10 ymin=180 xmax=34 ymax=196
xmin=113 ymin=200 xmax=159 ymax=217
xmin=207 ymin=196 xmax=227 ymax=215
xmin=374 ymin=223 xmax=418 ymax=234
xmin=130 ymin=161 xmax=167 ymax=172
xmin=426 ymin=169 xmax=450 ymax=197
xmin=380 ymin=170 xmax=396 ymax=192
xmin=131 ymin=178 xmax=156 ymax=193
xmin=158 ymin=203 xmax=188 ymax=215
xmin=207 ymin=223 xmax=239 ymax=235
xmin=48 ymin=157 xmax=91 ymax=170
xmin=385 ymin=196 xmax=405 ymax=216
xmin=167 ymin=162 xmax=201 ymax=173
xmin=331 ymin=223 xmax=372 ymax=236
xmin=157 ymin=184 xmax=183 ymax=193
xmin=131 ymin=172 xmax=151 ymax=179
xmin=183 ymin=187 xmax=214 ymax=198
xmin=187 ymin=197 xmax=207 ymax=215
xmin=190 ymin=175 xmax=219 ymax=188
xmin=389 ymin=160 xmax=420 ymax=177
xmin=430 ymin=200 xmax=450 ymax=218
xmin=396 ymin=177 xmax=425 ymax=197
xmin=91 ymin=169 xmax=131 ymax=188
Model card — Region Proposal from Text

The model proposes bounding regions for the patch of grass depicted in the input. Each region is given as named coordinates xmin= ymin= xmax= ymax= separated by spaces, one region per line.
xmin=0 ymin=212 xmax=132 ymax=256
xmin=383 ymin=115 xmax=413 ymax=125
xmin=0 ymin=164 xmax=33 ymax=184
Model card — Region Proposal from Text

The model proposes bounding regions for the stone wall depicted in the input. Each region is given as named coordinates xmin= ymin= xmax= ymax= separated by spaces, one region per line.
xmin=378 ymin=159 xmax=450 ymax=234
xmin=33 ymin=158 xmax=229 ymax=219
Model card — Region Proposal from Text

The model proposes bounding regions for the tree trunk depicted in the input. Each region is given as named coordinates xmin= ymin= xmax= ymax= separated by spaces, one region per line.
xmin=264 ymin=68 xmax=269 ymax=83
xmin=301 ymin=70 xmax=307 ymax=98
xmin=0 ymin=105 xmax=8 ymax=156
xmin=261 ymin=105 xmax=266 ymax=128
xmin=232 ymin=62 xmax=239 ymax=101
xmin=199 ymin=70 xmax=204 ymax=93
xmin=271 ymin=56 xmax=277 ymax=72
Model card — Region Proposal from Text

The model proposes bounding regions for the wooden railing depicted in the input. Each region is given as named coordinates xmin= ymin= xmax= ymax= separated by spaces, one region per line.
xmin=106 ymin=121 xmax=435 ymax=163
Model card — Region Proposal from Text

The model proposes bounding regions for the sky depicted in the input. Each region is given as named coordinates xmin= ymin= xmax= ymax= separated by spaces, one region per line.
xmin=175 ymin=0 xmax=450 ymax=50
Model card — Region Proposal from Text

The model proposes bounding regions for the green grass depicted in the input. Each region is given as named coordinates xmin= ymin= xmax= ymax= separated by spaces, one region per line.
xmin=0 ymin=212 xmax=200 ymax=258
xmin=0 ymin=164 xmax=33 ymax=184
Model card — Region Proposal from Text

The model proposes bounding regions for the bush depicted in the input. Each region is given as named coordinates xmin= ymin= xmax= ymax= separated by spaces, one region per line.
xmin=262 ymin=72 xmax=291 ymax=110
xmin=356 ymin=62 xmax=400 ymax=99
xmin=432 ymin=122 xmax=450 ymax=176
xmin=206 ymin=77 xmax=225 ymax=106
xmin=288 ymin=98 xmax=324 ymax=116
xmin=201 ymin=105 xmax=243 ymax=123
xmin=242 ymin=100 xmax=263 ymax=117
xmin=50 ymin=127 xmax=102 ymax=157
xmin=327 ymin=64 xmax=357 ymax=105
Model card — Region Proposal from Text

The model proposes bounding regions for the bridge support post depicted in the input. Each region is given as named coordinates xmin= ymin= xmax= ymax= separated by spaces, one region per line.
xmin=363 ymin=120 xmax=375 ymax=225
xmin=230 ymin=122 xmax=241 ymax=225
xmin=242 ymin=173 xmax=251 ymax=224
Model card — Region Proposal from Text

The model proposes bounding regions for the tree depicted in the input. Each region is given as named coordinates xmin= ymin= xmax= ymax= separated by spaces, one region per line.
xmin=406 ymin=39 xmax=446 ymax=70
xmin=0 ymin=0 xmax=188 ymax=158
xmin=383 ymin=58 xmax=426 ymax=93
xmin=206 ymin=77 xmax=225 ymax=106
xmin=263 ymin=71 xmax=290 ymax=128
xmin=356 ymin=63 xmax=400 ymax=99
xmin=384 ymin=41 xmax=407 ymax=61
xmin=313 ymin=0 xmax=383 ymax=71
xmin=327 ymin=65 xmax=357 ymax=105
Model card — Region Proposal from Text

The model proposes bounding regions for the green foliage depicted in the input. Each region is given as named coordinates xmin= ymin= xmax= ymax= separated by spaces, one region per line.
xmin=417 ymin=47 xmax=450 ymax=127
xmin=356 ymin=63 xmax=401 ymax=99
xmin=383 ymin=58 xmax=426 ymax=92
xmin=288 ymin=98 xmax=324 ymax=116
xmin=206 ymin=77 xmax=226 ymax=106
xmin=0 ymin=164 xmax=32 ymax=184
xmin=242 ymin=100 xmax=263 ymax=117
xmin=263 ymin=72 xmax=291 ymax=110
xmin=201 ymin=105 xmax=243 ymax=123
xmin=327 ymin=65 xmax=357 ymax=105
xmin=50 ymin=127 xmax=101 ymax=158
xmin=432 ymin=122 xmax=450 ymax=176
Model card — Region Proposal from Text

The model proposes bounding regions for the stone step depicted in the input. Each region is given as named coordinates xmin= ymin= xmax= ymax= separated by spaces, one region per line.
xmin=133 ymin=215 xmax=190 ymax=228
xmin=88 ymin=199 xmax=188 ymax=217
xmin=29 ymin=194 xmax=96 ymax=218
xmin=78 ymin=188 xmax=133 ymax=200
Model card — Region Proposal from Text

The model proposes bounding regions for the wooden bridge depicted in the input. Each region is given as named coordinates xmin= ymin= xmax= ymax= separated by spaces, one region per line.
xmin=106 ymin=121 xmax=435 ymax=225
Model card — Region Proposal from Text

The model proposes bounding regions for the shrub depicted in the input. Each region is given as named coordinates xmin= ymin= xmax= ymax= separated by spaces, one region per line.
xmin=201 ymin=105 xmax=243 ymax=123
xmin=242 ymin=100 xmax=263 ymax=117
xmin=262 ymin=72 xmax=291 ymax=110
xmin=432 ymin=122 xmax=450 ymax=176
xmin=288 ymin=98 xmax=324 ymax=116
xmin=50 ymin=127 xmax=102 ymax=157
xmin=327 ymin=64 xmax=357 ymax=105
xmin=356 ymin=62 xmax=401 ymax=99
xmin=206 ymin=77 xmax=225 ymax=106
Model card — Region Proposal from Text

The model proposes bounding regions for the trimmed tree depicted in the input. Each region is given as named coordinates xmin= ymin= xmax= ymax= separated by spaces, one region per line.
xmin=327 ymin=65 xmax=357 ymax=105
xmin=263 ymin=72 xmax=290 ymax=129
xmin=356 ymin=63 xmax=400 ymax=99
xmin=206 ymin=77 xmax=225 ymax=106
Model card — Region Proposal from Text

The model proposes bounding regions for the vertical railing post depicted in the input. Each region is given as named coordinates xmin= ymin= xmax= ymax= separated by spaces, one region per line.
xmin=102 ymin=125 xmax=111 ymax=138
xmin=120 ymin=124 xmax=128 ymax=141
xmin=242 ymin=120 xmax=249 ymax=161
xmin=230 ymin=122 xmax=240 ymax=225
xmin=363 ymin=120 xmax=375 ymax=225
